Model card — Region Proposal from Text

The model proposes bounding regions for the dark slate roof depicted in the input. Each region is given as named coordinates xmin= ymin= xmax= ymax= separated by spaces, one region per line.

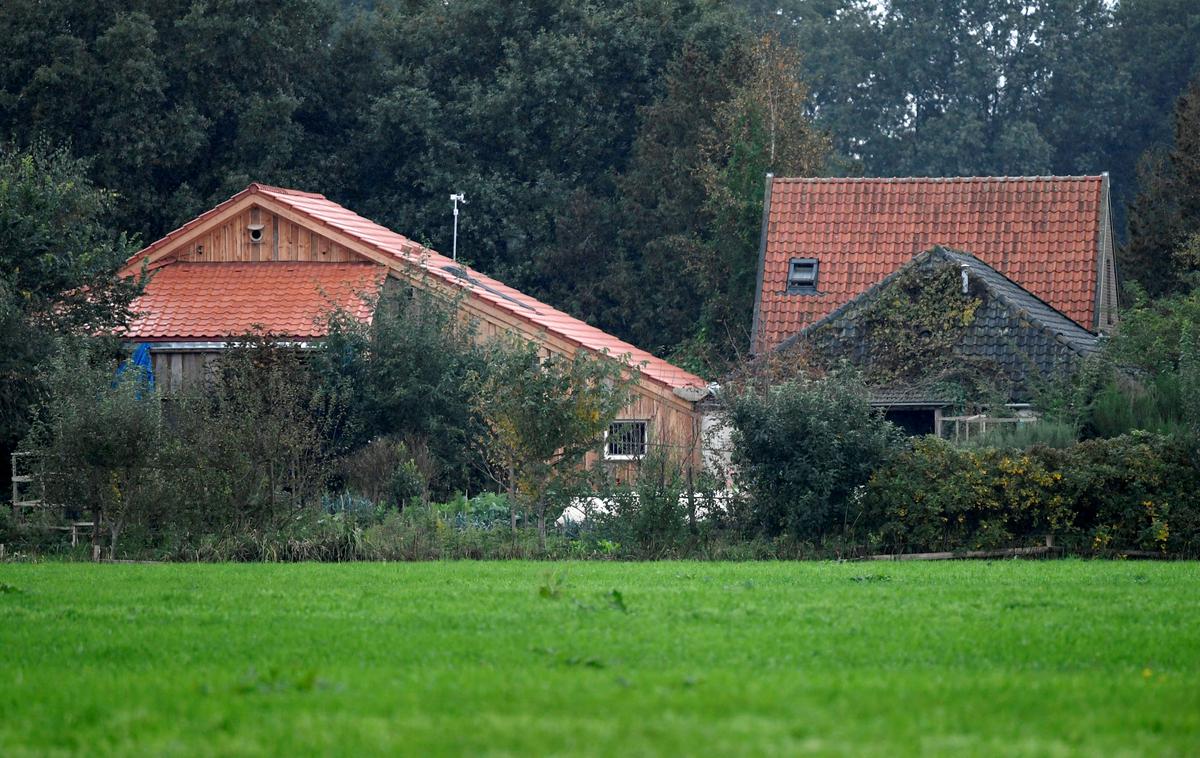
xmin=937 ymin=248 xmax=1101 ymax=358
xmin=868 ymin=384 xmax=958 ymax=408
xmin=783 ymin=247 xmax=1102 ymax=403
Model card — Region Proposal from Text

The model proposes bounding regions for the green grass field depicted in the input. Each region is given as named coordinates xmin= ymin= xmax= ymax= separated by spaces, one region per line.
xmin=1 ymin=561 xmax=1197 ymax=756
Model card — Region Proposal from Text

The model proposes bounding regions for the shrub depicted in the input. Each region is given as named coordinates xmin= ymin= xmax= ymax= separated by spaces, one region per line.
xmin=1059 ymin=433 xmax=1200 ymax=555
xmin=0 ymin=505 xmax=14 ymax=547
xmin=1086 ymin=373 xmax=1189 ymax=438
xmin=337 ymin=437 xmax=427 ymax=508
xmin=726 ymin=374 xmax=901 ymax=541
xmin=860 ymin=437 xmax=1071 ymax=553
xmin=1106 ymin=285 xmax=1200 ymax=376
xmin=167 ymin=333 xmax=350 ymax=531
xmin=596 ymin=452 xmax=692 ymax=558
xmin=1073 ymin=284 xmax=1200 ymax=441
xmin=862 ymin=433 xmax=1200 ymax=556
xmin=389 ymin=459 xmax=426 ymax=509
xmin=317 ymin=286 xmax=490 ymax=499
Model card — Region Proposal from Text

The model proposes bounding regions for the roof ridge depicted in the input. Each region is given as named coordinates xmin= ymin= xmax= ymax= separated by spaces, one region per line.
xmin=249 ymin=183 xmax=327 ymax=199
xmin=771 ymin=175 xmax=1104 ymax=183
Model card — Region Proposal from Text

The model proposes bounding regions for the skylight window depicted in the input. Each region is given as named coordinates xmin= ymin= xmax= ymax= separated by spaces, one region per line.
xmin=787 ymin=258 xmax=819 ymax=293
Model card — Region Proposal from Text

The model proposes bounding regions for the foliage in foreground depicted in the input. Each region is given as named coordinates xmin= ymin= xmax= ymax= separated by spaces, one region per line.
xmin=11 ymin=335 xmax=1200 ymax=562
xmin=11 ymin=281 xmax=1200 ymax=563
xmin=316 ymin=285 xmax=490 ymax=499
xmin=16 ymin=311 xmax=642 ymax=558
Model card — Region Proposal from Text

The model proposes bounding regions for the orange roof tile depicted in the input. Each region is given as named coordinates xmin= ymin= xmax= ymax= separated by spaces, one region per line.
xmin=753 ymin=176 xmax=1108 ymax=352
xmin=123 ymin=184 xmax=706 ymax=392
xmin=124 ymin=262 xmax=386 ymax=341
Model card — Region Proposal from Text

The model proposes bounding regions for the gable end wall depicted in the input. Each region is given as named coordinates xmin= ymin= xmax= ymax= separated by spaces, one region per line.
xmin=158 ymin=204 xmax=360 ymax=264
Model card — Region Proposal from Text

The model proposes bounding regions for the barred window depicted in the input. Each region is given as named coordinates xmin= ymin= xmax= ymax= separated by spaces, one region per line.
xmin=605 ymin=420 xmax=648 ymax=460
xmin=787 ymin=258 xmax=819 ymax=293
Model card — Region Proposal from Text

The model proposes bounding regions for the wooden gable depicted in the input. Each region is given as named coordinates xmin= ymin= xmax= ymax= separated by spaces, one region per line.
xmin=150 ymin=204 xmax=362 ymax=265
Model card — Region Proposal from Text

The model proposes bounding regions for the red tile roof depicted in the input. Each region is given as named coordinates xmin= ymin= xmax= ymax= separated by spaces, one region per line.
xmin=124 ymin=184 xmax=707 ymax=392
xmin=124 ymin=262 xmax=386 ymax=341
xmin=753 ymin=176 xmax=1107 ymax=352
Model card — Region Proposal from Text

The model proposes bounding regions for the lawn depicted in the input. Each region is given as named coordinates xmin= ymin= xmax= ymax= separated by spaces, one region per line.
xmin=0 ymin=561 xmax=1197 ymax=756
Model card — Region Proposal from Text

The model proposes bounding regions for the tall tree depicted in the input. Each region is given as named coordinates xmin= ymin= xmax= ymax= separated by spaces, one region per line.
xmin=1124 ymin=78 xmax=1200 ymax=295
xmin=608 ymin=45 xmax=736 ymax=358
xmin=742 ymin=0 xmax=1199 ymax=219
xmin=1105 ymin=0 xmax=1200 ymax=213
xmin=0 ymin=0 xmax=344 ymax=235
xmin=0 ymin=144 xmax=140 ymax=484
xmin=599 ymin=34 xmax=829 ymax=373
xmin=692 ymin=34 xmax=830 ymax=366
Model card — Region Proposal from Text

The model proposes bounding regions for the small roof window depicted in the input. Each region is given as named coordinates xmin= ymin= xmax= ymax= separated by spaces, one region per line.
xmin=787 ymin=258 xmax=818 ymax=294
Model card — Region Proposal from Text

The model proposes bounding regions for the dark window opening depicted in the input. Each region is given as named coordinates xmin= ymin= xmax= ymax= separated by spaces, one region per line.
xmin=883 ymin=408 xmax=937 ymax=437
xmin=787 ymin=258 xmax=819 ymax=293
xmin=606 ymin=420 xmax=648 ymax=460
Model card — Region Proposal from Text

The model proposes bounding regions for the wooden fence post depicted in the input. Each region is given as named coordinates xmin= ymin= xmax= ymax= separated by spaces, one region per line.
xmin=91 ymin=509 xmax=101 ymax=562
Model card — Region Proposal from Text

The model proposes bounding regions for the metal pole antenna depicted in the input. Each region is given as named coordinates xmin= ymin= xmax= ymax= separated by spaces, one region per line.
xmin=450 ymin=193 xmax=466 ymax=261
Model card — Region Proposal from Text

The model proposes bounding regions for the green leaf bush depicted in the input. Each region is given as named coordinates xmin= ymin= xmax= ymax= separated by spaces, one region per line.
xmin=861 ymin=433 xmax=1200 ymax=556
xmin=726 ymin=375 xmax=901 ymax=541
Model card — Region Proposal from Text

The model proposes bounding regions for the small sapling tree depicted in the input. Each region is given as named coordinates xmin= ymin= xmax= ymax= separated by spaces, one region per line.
xmin=24 ymin=340 xmax=163 ymax=557
xmin=472 ymin=339 xmax=637 ymax=548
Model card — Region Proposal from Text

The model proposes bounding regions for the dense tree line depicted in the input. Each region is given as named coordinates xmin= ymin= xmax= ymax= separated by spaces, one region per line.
xmin=755 ymin=0 xmax=1200 ymax=208
xmin=1 ymin=0 xmax=1199 ymax=370
xmin=1126 ymin=78 xmax=1200 ymax=296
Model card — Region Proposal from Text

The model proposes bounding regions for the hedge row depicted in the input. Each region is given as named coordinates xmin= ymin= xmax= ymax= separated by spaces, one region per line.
xmin=860 ymin=432 xmax=1200 ymax=556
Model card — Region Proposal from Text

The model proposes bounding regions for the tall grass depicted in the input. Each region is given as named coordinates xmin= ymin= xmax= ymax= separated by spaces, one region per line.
xmin=1088 ymin=373 xmax=1188 ymax=438
xmin=957 ymin=419 xmax=1078 ymax=450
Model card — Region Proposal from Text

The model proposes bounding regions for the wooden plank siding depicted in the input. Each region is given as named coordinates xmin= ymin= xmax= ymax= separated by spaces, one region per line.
xmin=150 ymin=352 xmax=219 ymax=395
xmin=161 ymin=204 xmax=359 ymax=265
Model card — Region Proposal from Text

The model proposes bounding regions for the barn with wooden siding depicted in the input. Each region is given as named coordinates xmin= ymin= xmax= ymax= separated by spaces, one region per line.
xmin=118 ymin=183 xmax=711 ymax=470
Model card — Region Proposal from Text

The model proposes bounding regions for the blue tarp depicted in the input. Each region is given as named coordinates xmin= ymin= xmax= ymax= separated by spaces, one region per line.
xmin=114 ymin=343 xmax=155 ymax=395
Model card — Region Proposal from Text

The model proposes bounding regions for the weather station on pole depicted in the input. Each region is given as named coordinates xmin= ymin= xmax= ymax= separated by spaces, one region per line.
xmin=450 ymin=192 xmax=466 ymax=261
